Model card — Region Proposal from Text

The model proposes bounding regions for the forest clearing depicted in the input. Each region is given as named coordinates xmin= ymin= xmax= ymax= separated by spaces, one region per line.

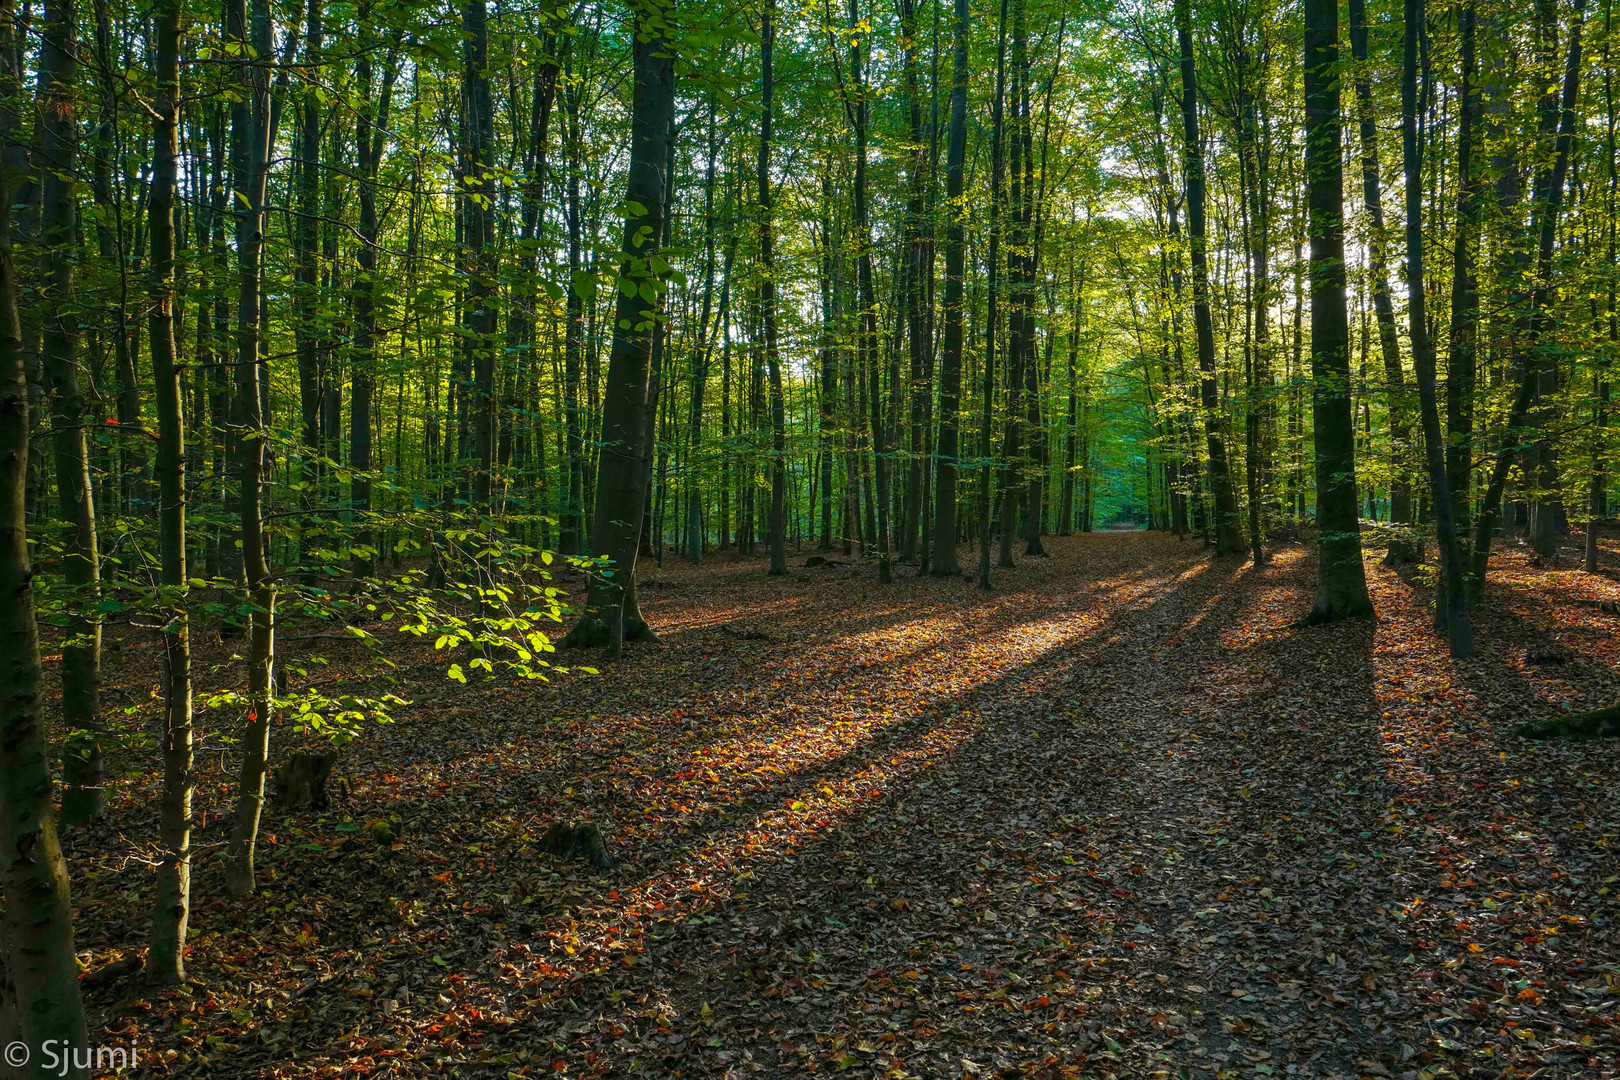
xmin=55 ymin=533 xmax=1620 ymax=1077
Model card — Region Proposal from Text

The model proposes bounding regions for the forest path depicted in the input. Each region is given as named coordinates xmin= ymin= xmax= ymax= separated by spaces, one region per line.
xmin=77 ymin=533 xmax=1620 ymax=1078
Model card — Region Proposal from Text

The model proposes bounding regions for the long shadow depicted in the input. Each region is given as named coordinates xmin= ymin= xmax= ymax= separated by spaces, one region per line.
xmin=170 ymin=535 xmax=1548 ymax=1078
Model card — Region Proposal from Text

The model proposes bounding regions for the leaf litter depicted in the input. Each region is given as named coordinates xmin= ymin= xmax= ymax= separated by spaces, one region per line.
xmin=65 ymin=532 xmax=1619 ymax=1078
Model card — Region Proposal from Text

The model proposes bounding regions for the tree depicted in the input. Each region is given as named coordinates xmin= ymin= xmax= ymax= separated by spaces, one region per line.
xmin=224 ymin=0 xmax=279 ymax=897
xmin=1301 ymin=0 xmax=1373 ymax=622
xmin=0 ymin=2 xmax=91 ymax=1065
xmin=760 ymin=0 xmax=787 ymax=575
xmin=39 ymin=0 xmax=104 ymax=829
xmin=1176 ymin=0 xmax=1243 ymax=559
xmin=560 ymin=0 xmax=676 ymax=649
xmin=1400 ymin=0 xmax=1472 ymax=657
xmin=1347 ymin=0 xmax=1416 ymax=565
xmin=931 ymin=0 xmax=969 ymax=578
xmin=146 ymin=0 xmax=194 ymax=983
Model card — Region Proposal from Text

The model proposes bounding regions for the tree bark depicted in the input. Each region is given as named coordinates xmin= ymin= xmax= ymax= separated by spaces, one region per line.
xmin=931 ymin=0 xmax=969 ymax=576
xmin=1302 ymin=0 xmax=1374 ymax=622
xmin=1401 ymin=0 xmax=1473 ymax=656
xmin=1176 ymin=0 xmax=1243 ymax=559
xmin=760 ymin=0 xmax=787 ymax=575
xmin=559 ymin=0 xmax=675 ymax=649
xmin=146 ymin=0 xmax=194 ymax=981
xmin=39 ymin=0 xmax=104 ymax=829
xmin=0 ymin=5 xmax=91 ymax=1067
xmin=224 ymin=0 xmax=278 ymax=898
xmin=1348 ymin=0 xmax=1417 ymax=564
xmin=1469 ymin=0 xmax=1585 ymax=598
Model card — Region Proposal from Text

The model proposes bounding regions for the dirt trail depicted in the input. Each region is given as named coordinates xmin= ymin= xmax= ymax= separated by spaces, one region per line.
xmin=74 ymin=533 xmax=1620 ymax=1078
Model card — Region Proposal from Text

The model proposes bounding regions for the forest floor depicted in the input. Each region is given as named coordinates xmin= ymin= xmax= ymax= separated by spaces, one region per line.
xmin=65 ymin=530 xmax=1620 ymax=1079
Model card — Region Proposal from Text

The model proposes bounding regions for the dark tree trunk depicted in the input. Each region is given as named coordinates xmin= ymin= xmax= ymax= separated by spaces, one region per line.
xmin=1349 ymin=0 xmax=1417 ymax=564
xmin=560 ymin=0 xmax=675 ymax=650
xmin=1402 ymin=0 xmax=1473 ymax=656
xmin=224 ymin=0 xmax=278 ymax=898
xmin=931 ymin=0 xmax=969 ymax=577
xmin=146 ymin=0 xmax=194 ymax=981
xmin=1469 ymin=0 xmax=1585 ymax=597
xmin=760 ymin=0 xmax=787 ymax=575
xmin=0 ymin=4 xmax=91 ymax=1066
xmin=39 ymin=0 xmax=104 ymax=829
xmin=1302 ymin=0 xmax=1374 ymax=622
xmin=1176 ymin=0 xmax=1243 ymax=558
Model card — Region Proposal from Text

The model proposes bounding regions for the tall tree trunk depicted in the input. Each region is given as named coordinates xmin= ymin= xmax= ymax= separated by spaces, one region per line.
xmin=561 ymin=48 xmax=587 ymax=555
xmin=1176 ymin=0 xmax=1243 ymax=558
xmin=224 ymin=0 xmax=277 ymax=898
xmin=818 ymin=176 xmax=839 ymax=551
xmin=900 ymin=0 xmax=928 ymax=565
xmin=850 ymin=0 xmax=890 ymax=583
xmin=352 ymin=4 xmax=396 ymax=578
xmin=39 ymin=0 xmax=104 ymax=829
xmin=293 ymin=0 xmax=324 ymax=580
xmin=931 ymin=0 xmax=968 ymax=577
xmin=146 ymin=0 xmax=194 ymax=981
xmin=760 ymin=0 xmax=787 ymax=575
xmin=0 ymin=4 xmax=91 ymax=1067
xmin=559 ymin=0 xmax=675 ymax=650
xmin=687 ymin=103 xmax=720 ymax=563
xmin=1349 ymin=0 xmax=1417 ymax=564
xmin=1592 ymin=0 xmax=1615 ymax=574
xmin=1402 ymin=0 xmax=1473 ymax=656
xmin=1469 ymin=0 xmax=1585 ymax=596
xmin=465 ymin=0 xmax=497 ymax=520
xmin=1447 ymin=0 xmax=1483 ymax=574
xmin=1302 ymin=0 xmax=1374 ymax=622
xmin=979 ymin=0 xmax=1010 ymax=590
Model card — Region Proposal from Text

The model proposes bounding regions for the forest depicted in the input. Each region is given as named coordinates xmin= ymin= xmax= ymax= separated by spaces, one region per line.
xmin=0 ymin=0 xmax=1617 ymax=1073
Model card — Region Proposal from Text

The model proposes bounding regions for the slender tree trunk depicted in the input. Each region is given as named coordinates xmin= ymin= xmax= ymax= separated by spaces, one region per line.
xmin=465 ymin=0 xmax=497 ymax=524
xmin=931 ymin=0 xmax=969 ymax=577
xmin=1302 ymin=0 xmax=1374 ymax=622
xmin=39 ymin=0 xmax=104 ymax=829
xmin=1402 ymin=0 xmax=1473 ymax=656
xmin=849 ymin=0 xmax=890 ymax=583
xmin=1176 ymin=0 xmax=1243 ymax=558
xmin=1447 ymin=0 xmax=1483 ymax=573
xmin=1349 ymin=0 xmax=1417 ymax=565
xmin=1593 ymin=1 xmax=1615 ymax=574
xmin=225 ymin=0 xmax=278 ymax=898
xmin=293 ymin=0 xmax=324 ymax=580
xmin=979 ymin=0 xmax=1010 ymax=590
xmin=760 ymin=0 xmax=787 ymax=575
xmin=1470 ymin=0 xmax=1585 ymax=597
xmin=146 ymin=0 xmax=194 ymax=981
xmin=352 ymin=5 xmax=397 ymax=578
xmin=0 ymin=6 xmax=91 ymax=1067
xmin=900 ymin=0 xmax=928 ymax=565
